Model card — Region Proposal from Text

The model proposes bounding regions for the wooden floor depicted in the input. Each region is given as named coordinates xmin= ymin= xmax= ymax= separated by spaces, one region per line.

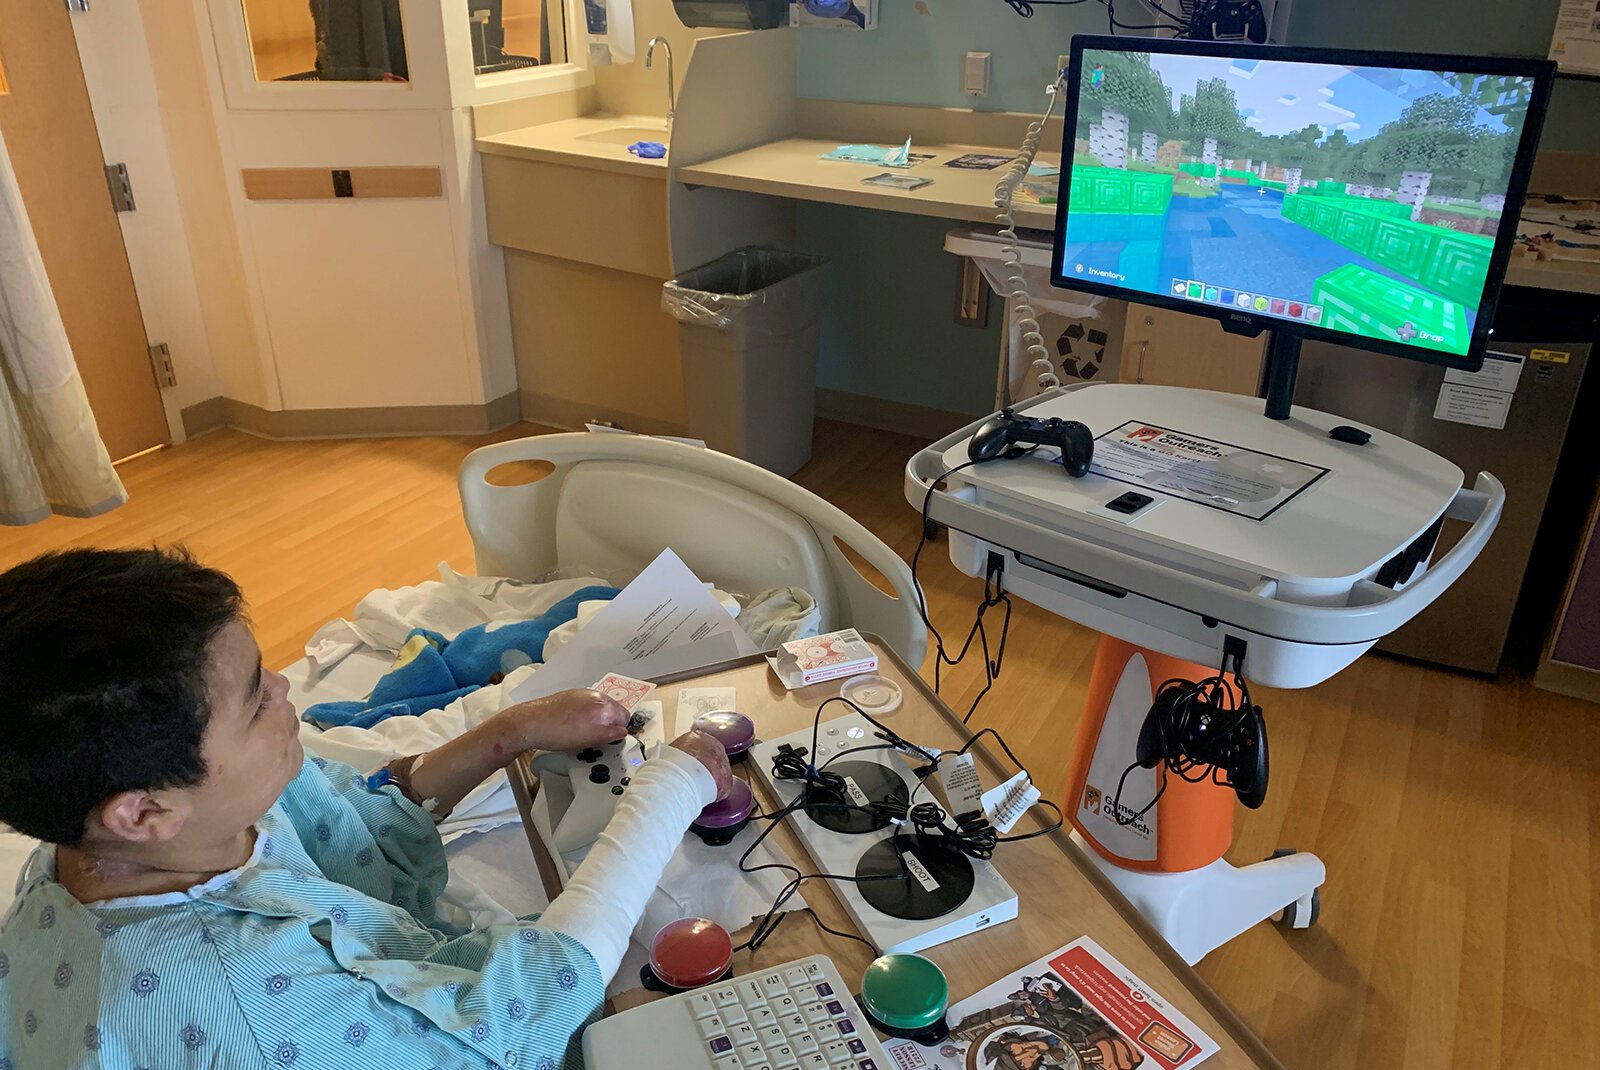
xmin=2 ymin=423 xmax=1594 ymax=1068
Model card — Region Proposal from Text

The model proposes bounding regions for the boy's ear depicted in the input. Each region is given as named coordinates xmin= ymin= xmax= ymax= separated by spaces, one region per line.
xmin=97 ymin=791 xmax=187 ymax=844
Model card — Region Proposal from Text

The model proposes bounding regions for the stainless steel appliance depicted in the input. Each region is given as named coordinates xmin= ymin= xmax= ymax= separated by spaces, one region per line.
xmin=1294 ymin=285 xmax=1597 ymax=673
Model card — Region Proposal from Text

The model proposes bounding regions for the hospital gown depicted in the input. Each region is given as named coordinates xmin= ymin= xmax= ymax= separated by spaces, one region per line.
xmin=0 ymin=755 xmax=624 ymax=1070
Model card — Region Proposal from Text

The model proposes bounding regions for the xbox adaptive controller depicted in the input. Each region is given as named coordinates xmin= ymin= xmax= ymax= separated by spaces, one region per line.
xmin=968 ymin=409 xmax=1095 ymax=477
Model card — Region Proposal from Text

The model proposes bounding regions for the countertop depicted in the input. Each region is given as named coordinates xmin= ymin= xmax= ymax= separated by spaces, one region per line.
xmin=475 ymin=113 xmax=671 ymax=179
xmin=476 ymin=114 xmax=1598 ymax=297
xmin=677 ymin=136 xmax=1059 ymax=230
xmin=1505 ymin=255 xmax=1600 ymax=296
xmin=678 ymin=136 xmax=1600 ymax=296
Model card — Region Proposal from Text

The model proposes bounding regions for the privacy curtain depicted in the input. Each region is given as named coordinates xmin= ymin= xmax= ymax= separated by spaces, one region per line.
xmin=0 ymin=128 xmax=126 ymax=526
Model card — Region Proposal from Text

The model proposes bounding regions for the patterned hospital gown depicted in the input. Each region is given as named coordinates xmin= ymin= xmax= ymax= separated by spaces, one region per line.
xmin=0 ymin=755 xmax=605 ymax=1069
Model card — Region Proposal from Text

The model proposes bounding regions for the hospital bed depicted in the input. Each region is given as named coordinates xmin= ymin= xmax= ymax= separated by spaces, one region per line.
xmin=456 ymin=432 xmax=926 ymax=667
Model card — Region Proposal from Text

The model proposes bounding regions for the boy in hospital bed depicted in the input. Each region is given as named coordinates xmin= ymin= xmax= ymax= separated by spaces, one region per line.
xmin=0 ymin=547 xmax=731 ymax=1069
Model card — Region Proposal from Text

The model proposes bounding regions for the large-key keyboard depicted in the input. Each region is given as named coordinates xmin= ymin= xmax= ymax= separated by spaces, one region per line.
xmin=582 ymin=955 xmax=890 ymax=1070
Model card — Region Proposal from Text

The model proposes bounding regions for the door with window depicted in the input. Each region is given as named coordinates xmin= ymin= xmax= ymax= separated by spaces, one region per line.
xmin=0 ymin=0 xmax=168 ymax=460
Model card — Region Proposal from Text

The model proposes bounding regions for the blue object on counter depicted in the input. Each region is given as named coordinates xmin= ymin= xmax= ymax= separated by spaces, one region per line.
xmin=821 ymin=138 xmax=911 ymax=166
xmin=629 ymin=140 xmax=668 ymax=159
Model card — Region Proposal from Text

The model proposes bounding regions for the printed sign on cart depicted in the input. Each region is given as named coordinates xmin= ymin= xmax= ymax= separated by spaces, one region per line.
xmin=1084 ymin=420 xmax=1328 ymax=521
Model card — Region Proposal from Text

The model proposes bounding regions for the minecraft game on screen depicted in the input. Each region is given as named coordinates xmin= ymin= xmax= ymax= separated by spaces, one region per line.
xmin=1058 ymin=51 xmax=1536 ymax=357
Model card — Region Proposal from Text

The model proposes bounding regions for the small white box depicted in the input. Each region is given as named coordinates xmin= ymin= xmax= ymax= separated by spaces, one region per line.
xmin=767 ymin=628 xmax=878 ymax=688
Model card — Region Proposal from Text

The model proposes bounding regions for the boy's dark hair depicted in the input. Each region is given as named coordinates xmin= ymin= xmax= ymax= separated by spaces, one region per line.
xmin=0 ymin=547 xmax=244 ymax=845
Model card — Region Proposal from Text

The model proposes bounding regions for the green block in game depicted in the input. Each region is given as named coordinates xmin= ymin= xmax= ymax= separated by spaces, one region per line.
xmin=1368 ymin=217 xmax=1440 ymax=279
xmin=1417 ymin=230 xmax=1494 ymax=307
xmin=1312 ymin=264 xmax=1468 ymax=352
xmin=1069 ymin=166 xmax=1173 ymax=215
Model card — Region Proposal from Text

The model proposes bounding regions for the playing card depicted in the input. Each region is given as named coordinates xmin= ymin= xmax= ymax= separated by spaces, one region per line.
xmin=592 ymin=672 xmax=656 ymax=711
xmin=676 ymin=686 xmax=738 ymax=734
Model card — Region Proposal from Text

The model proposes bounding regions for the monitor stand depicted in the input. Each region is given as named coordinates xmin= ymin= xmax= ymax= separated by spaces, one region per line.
xmin=1260 ymin=330 xmax=1302 ymax=421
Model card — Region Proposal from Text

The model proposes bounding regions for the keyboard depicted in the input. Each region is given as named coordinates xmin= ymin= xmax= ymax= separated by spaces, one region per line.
xmin=582 ymin=955 xmax=890 ymax=1070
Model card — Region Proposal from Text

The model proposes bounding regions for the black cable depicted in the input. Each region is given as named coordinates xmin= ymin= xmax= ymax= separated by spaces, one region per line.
xmin=1106 ymin=648 xmax=1258 ymax=826
xmin=910 ymin=461 xmax=1020 ymax=724
xmin=732 ymin=906 xmax=876 ymax=956
xmin=738 ymin=695 xmax=1065 ymax=955
xmin=1002 ymin=0 xmax=1184 ymax=31
xmin=1001 ymin=0 xmax=1091 ymax=14
xmin=734 ymin=697 xmax=940 ymax=956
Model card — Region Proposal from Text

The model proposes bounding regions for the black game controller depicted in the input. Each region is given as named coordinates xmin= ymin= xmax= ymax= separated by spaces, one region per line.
xmin=1135 ymin=686 xmax=1269 ymax=810
xmin=968 ymin=409 xmax=1095 ymax=477
xmin=1193 ymin=0 xmax=1268 ymax=42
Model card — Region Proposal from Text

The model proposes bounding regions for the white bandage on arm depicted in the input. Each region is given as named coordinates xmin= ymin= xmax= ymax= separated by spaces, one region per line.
xmin=539 ymin=747 xmax=718 ymax=981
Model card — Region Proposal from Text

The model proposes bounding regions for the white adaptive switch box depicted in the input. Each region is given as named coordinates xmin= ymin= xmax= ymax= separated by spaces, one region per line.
xmin=965 ymin=51 xmax=991 ymax=97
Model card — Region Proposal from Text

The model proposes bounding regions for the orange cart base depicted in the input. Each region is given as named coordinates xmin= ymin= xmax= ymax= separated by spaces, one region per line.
xmin=1061 ymin=635 xmax=1327 ymax=963
xmin=1065 ymin=636 xmax=1240 ymax=873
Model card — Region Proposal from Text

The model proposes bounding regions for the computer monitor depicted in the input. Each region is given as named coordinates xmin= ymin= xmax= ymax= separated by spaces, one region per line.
xmin=1051 ymin=37 xmax=1554 ymax=378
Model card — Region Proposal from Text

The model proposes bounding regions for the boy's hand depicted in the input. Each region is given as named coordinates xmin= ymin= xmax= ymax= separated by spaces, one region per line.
xmin=510 ymin=689 xmax=632 ymax=754
xmin=669 ymin=730 xmax=733 ymax=801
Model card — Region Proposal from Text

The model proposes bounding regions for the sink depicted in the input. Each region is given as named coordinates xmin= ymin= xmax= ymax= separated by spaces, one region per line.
xmin=577 ymin=125 xmax=671 ymax=147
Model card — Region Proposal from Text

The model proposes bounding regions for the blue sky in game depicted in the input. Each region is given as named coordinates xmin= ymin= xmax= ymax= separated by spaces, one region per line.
xmin=1121 ymin=53 xmax=1522 ymax=144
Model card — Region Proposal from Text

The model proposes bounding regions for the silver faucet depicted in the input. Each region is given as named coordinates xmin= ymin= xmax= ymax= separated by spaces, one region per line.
xmin=645 ymin=36 xmax=675 ymax=125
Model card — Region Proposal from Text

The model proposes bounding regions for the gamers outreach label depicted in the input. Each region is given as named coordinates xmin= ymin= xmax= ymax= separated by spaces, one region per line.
xmin=1087 ymin=420 xmax=1328 ymax=521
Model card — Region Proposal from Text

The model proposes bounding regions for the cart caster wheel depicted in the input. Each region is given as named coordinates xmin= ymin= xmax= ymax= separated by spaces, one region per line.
xmin=1267 ymin=849 xmax=1321 ymax=930
xmin=923 ymin=517 xmax=944 ymax=542
xmin=1276 ymin=888 xmax=1321 ymax=930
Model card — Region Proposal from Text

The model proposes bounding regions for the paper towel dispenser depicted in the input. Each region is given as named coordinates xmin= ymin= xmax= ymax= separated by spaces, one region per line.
xmin=672 ymin=0 xmax=788 ymax=29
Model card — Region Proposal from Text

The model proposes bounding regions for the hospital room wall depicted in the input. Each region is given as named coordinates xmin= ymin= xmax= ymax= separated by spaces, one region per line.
xmin=791 ymin=201 xmax=1003 ymax=425
xmin=794 ymin=2 xmax=1110 ymax=423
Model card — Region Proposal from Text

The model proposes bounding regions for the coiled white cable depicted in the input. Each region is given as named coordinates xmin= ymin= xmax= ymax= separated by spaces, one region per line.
xmin=994 ymin=70 xmax=1070 ymax=395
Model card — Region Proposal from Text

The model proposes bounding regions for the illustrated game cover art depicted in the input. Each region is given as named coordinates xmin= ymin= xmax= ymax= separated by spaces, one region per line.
xmin=882 ymin=938 xmax=1218 ymax=1070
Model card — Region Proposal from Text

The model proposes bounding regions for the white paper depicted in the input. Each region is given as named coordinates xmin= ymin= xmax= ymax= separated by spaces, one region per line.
xmin=508 ymin=549 xmax=758 ymax=705
xmin=1434 ymin=384 xmax=1513 ymax=429
xmin=937 ymin=752 xmax=985 ymax=818
xmin=1549 ymin=0 xmax=1600 ymax=76
xmin=675 ymin=686 xmax=739 ymax=735
xmin=1435 ymin=351 xmax=1523 ymax=430
xmin=1444 ymin=350 xmax=1524 ymax=393
xmin=982 ymin=771 xmax=1041 ymax=834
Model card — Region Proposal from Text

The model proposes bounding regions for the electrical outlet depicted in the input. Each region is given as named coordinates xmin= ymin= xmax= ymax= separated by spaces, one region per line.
xmin=965 ymin=51 xmax=991 ymax=97
xmin=1058 ymin=54 xmax=1071 ymax=76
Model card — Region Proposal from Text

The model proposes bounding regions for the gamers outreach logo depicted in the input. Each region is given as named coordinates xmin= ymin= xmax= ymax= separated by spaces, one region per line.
xmin=1084 ymin=783 xmax=1153 ymax=836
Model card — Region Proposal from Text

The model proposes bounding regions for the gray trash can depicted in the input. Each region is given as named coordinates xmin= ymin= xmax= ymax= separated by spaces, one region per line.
xmin=663 ymin=247 xmax=830 ymax=476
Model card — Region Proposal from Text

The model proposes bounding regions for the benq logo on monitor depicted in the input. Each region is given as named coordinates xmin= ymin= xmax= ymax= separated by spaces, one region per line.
xmin=1228 ymin=312 xmax=1254 ymax=325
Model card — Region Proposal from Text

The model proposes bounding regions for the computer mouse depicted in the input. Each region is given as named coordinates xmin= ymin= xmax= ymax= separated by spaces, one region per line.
xmin=1328 ymin=425 xmax=1372 ymax=445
